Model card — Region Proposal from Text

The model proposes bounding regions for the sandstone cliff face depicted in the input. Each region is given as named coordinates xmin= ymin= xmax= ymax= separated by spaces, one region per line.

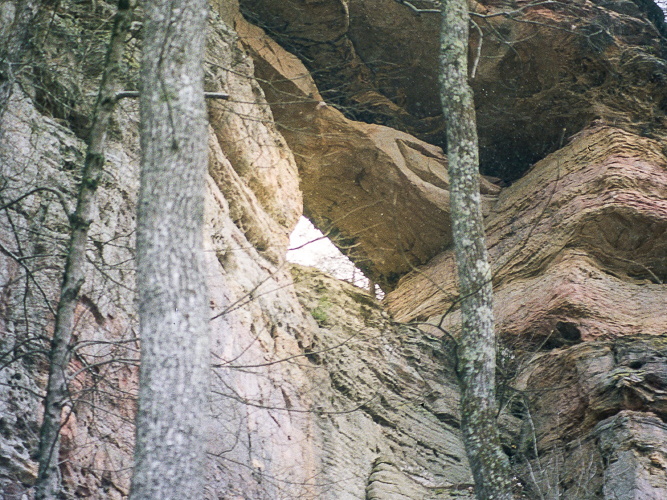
xmin=1 ymin=0 xmax=666 ymax=499
xmin=241 ymin=0 xmax=667 ymax=180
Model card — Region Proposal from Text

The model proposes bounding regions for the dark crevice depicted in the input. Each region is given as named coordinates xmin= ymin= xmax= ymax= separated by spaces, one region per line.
xmin=433 ymin=411 xmax=460 ymax=430
xmin=416 ymin=439 xmax=462 ymax=463
xmin=556 ymin=322 xmax=582 ymax=343
xmin=366 ymin=410 xmax=397 ymax=430
xmin=543 ymin=321 xmax=583 ymax=350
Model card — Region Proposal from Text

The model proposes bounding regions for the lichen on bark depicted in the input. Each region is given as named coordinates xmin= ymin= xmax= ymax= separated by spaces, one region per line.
xmin=439 ymin=1 xmax=514 ymax=498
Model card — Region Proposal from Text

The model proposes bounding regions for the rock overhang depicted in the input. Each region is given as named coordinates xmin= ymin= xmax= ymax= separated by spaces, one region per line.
xmin=241 ymin=0 xmax=667 ymax=182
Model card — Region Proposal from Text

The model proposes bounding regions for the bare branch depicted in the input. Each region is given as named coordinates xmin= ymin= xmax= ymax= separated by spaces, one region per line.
xmin=115 ymin=90 xmax=229 ymax=100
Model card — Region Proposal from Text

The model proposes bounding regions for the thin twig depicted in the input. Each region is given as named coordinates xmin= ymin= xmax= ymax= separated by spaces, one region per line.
xmin=114 ymin=90 xmax=229 ymax=100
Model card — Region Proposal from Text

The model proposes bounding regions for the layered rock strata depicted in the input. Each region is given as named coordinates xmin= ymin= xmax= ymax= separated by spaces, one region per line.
xmin=241 ymin=0 xmax=667 ymax=180
xmin=0 ymin=0 xmax=666 ymax=499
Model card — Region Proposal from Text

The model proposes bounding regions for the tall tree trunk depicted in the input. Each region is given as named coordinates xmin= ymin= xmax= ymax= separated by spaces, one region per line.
xmin=34 ymin=2 xmax=135 ymax=498
xmin=129 ymin=0 xmax=210 ymax=498
xmin=439 ymin=3 xmax=514 ymax=499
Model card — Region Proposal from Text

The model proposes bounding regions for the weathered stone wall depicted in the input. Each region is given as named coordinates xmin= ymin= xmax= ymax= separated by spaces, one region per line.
xmin=1 ymin=77 xmax=140 ymax=499
xmin=1 ymin=0 xmax=667 ymax=499
xmin=239 ymin=0 xmax=667 ymax=497
xmin=292 ymin=266 xmax=473 ymax=499
xmin=0 ymin=1 xmax=468 ymax=499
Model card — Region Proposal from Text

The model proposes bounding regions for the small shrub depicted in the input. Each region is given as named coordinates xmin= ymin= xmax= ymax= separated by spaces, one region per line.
xmin=310 ymin=296 xmax=331 ymax=326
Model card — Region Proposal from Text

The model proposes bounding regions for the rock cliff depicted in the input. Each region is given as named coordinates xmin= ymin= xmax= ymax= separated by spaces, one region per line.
xmin=0 ymin=0 xmax=666 ymax=499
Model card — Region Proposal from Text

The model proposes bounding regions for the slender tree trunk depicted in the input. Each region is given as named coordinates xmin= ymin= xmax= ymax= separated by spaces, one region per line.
xmin=34 ymin=2 xmax=135 ymax=498
xmin=439 ymin=3 xmax=514 ymax=499
xmin=129 ymin=0 xmax=210 ymax=498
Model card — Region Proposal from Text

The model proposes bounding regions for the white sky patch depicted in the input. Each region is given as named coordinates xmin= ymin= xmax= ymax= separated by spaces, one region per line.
xmin=287 ymin=217 xmax=372 ymax=292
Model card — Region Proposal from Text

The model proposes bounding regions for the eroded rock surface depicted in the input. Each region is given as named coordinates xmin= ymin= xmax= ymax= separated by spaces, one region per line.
xmin=237 ymin=16 xmax=500 ymax=290
xmin=1 ymin=3 xmax=315 ymax=498
xmin=384 ymin=124 xmax=667 ymax=498
xmin=386 ymin=126 xmax=667 ymax=342
xmin=241 ymin=0 xmax=667 ymax=180
xmin=0 ymin=83 xmax=139 ymax=499
xmin=1 ymin=0 xmax=667 ymax=499
xmin=509 ymin=336 xmax=667 ymax=498
xmin=291 ymin=266 xmax=472 ymax=499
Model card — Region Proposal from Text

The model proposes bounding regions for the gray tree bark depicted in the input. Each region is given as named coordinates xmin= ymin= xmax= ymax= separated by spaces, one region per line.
xmin=129 ymin=0 xmax=210 ymax=498
xmin=34 ymin=2 xmax=135 ymax=498
xmin=439 ymin=2 xmax=514 ymax=499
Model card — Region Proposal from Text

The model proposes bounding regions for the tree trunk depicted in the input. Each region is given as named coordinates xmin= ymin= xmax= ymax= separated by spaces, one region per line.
xmin=129 ymin=0 xmax=210 ymax=498
xmin=34 ymin=2 xmax=135 ymax=498
xmin=439 ymin=3 xmax=514 ymax=499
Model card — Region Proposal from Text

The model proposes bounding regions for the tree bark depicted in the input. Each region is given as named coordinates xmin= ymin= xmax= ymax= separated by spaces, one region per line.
xmin=129 ymin=0 xmax=210 ymax=498
xmin=439 ymin=3 xmax=514 ymax=499
xmin=34 ymin=2 xmax=135 ymax=498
